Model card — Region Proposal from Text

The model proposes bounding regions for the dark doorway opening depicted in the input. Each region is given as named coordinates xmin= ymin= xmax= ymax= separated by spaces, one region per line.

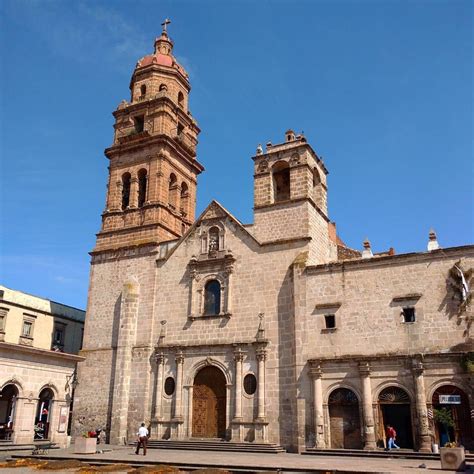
xmin=432 ymin=385 xmax=472 ymax=449
xmin=0 ymin=384 xmax=18 ymax=440
xmin=35 ymin=388 xmax=54 ymax=440
xmin=378 ymin=387 xmax=413 ymax=449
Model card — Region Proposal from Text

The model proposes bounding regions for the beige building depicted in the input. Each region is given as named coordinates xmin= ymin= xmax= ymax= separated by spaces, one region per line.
xmin=0 ymin=285 xmax=85 ymax=446
xmin=73 ymin=28 xmax=473 ymax=453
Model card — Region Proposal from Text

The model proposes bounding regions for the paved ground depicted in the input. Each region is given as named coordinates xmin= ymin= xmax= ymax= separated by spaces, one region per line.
xmin=2 ymin=444 xmax=472 ymax=473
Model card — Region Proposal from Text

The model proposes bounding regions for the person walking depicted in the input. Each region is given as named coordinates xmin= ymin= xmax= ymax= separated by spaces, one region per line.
xmin=135 ymin=423 xmax=149 ymax=456
xmin=386 ymin=424 xmax=400 ymax=450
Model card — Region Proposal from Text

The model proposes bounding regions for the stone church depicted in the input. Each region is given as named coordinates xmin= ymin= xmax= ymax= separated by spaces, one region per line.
xmin=73 ymin=28 xmax=474 ymax=453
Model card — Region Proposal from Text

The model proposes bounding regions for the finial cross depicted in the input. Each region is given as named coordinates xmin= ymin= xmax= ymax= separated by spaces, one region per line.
xmin=161 ymin=18 xmax=171 ymax=33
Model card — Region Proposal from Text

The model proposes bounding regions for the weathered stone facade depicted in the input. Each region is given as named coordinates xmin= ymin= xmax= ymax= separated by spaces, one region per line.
xmin=0 ymin=285 xmax=85 ymax=447
xmin=73 ymin=30 xmax=474 ymax=453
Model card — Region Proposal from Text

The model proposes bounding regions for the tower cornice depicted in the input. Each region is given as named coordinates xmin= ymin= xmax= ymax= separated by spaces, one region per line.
xmin=104 ymin=134 xmax=204 ymax=175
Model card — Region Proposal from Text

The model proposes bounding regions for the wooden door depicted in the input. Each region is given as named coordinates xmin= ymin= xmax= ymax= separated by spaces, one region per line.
xmin=329 ymin=404 xmax=362 ymax=449
xmin=192 ymin=366 xmax=226 ymax=438
xmin=328 ymin=388 xmax=363 ymax=449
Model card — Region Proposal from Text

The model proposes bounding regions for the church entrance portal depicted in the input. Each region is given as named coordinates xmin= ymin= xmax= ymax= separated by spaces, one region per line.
xmin=192 ymin=366 xmax=226 ymax=439
xmin=328 ymin=388 xmax=363 ymax=449
xmin=377 ymin=387 xmax=413 ymax=449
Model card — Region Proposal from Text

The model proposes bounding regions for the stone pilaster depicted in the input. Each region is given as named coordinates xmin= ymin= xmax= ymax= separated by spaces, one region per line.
xmin=233 ymin=347 xmax=244 ymax=420
xmin=412 ymin=358 xmax=432 ymax=452
xmin=113 ymin=179 xmax=122 ymax=211
xmin=309 ymin=361 xmax=325 ymax=448
xmin=256 ymin=348 xmax=266 ymax=420
xmin=173 ymin=350 xmax=184 ymax=421
xmin=153 ymin=352 xmax=164 ymax=420
xmin=109 ymin=278 xmax=139 ymax=444
xmin=129 ymin=176 xmax=139 ymax=208
xmin=359 ymin=361 xmax=376 ymax=450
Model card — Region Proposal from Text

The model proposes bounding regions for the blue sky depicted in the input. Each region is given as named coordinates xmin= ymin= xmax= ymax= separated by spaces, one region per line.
xmin=0 ymin=0 xmax=472 ymax=309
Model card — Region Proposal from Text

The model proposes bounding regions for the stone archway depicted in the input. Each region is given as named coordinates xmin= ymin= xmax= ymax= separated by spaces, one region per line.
xmin=378 ymin=386 xmax=414 ymax=449
xmin=432 ymin=385 xmax=472 ymax=449
xmin=0 ymin=384 xmax=18 ymax=440
xmin=35 ymin=388 xmax=54 ymax=440
xmin=192 ymin=366 xmax=226 ymax=439
xmin=328 ymin=388 xmax=363 ymax=449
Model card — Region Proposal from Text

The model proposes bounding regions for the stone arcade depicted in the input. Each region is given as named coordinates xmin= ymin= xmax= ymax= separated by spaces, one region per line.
xmin=73 ymin=28 xmax=473 ymax=452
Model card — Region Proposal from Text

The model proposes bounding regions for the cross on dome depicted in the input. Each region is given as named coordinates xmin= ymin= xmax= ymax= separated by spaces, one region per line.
xmin=161 ymin=18 xmax=171 ymax=33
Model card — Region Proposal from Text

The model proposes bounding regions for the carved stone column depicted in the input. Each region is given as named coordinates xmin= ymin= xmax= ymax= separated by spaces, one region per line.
xmin=359 ymin=361 xmax=376 ymax=450
xmin=173 ymin=351 xmax=184 ymax=421
xmin=154 ymin=352 xmax=165 ymax=420
xmin=224 ymin=253 xmax=234 ymax=315
xmin=412 ymin=358 xmax=432 ymax=452
xmin=256 ymin=349 xmax=266 ymax=420
xmin=309 ymin=361 xmax=326 ymax=448
xmin=129 ymin=177 xmax=139 ymax=208
xmin=233 ymin=348 xmax=244 ymax=420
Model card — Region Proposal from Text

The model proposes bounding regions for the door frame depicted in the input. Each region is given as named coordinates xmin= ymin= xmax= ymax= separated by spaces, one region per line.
xmin=185 ymin=359 xmax=232 ymax=439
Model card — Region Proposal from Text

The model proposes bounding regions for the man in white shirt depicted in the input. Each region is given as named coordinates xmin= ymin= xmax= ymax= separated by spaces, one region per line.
xmin=135 ymin=422 xmax=149 ymax=455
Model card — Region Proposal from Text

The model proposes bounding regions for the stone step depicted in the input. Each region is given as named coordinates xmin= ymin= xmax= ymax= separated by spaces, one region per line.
xmin=137 ymin=439 xmax=286 ymax=453
xmin=304 ymin=447 xmax=474 ymax=461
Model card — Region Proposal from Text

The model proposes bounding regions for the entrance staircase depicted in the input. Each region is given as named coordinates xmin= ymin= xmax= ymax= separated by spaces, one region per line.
xmin=143 ymin=438 xmax=286 ymax=453
xmin=304 ymin=447 xmax=474 ymax=462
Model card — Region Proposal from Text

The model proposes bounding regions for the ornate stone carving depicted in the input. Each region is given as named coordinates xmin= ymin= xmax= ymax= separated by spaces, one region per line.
xmin=257 ymin=159 xmax=269 ymax=173
xmin=289 ymin=152 xmax=301 ymax=166
xmin=202 ymin=202 xmax=226 ymax=220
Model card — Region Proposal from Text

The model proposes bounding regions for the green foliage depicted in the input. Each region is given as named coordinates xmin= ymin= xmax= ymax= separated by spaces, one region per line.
xmin=461 ymin=352 xmax=474 ymax=373
xmin=434 ymin=408 xmax=455 ymax=429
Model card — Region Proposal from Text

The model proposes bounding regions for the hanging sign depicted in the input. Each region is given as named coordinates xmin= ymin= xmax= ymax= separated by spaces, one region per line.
xmin=439 ymin=394 xmax=461 ymax=404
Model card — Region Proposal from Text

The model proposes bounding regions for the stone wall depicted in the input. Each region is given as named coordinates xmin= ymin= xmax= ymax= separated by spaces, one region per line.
xmin=0 ymin=344 xmax=80 ymax=447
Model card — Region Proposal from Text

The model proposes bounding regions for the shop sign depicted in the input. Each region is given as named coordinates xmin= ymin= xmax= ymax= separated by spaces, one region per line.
xmin=439 ymin=394 xmax=461 ymax=404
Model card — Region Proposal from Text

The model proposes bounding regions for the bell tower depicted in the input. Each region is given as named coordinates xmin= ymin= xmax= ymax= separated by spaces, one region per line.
xmin=94 ymin=23 xmax=204 ymax=253
xmin=252 ymin=131 xmax=333 ymax=264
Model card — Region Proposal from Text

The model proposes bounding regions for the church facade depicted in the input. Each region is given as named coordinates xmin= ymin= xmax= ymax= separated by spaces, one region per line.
xmin=73 ymin=29 xmax=474 ymax=453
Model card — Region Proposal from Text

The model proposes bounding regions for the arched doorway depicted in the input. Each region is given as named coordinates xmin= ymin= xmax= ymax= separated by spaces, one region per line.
xmin=378 ymin=386 xmax=413 ymax=449
xmin=432 ymin=385 xmax=472 ymax=448
xmin=35 ymin=388 xmax=54 ymax=440
xmin=192 ymin=366 xmax=226 ymax=439
xmin=328 ymin=388 xmax=363 ymax=449
xmin=0 ymin=385 xmax=18 ymax=440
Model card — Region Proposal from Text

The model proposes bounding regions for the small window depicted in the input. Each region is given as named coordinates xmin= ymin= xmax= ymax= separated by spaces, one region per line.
xmin=178 ymin=91 xmax=184 ymax=107
xmin=243 ymin=374 xmax=257 ymax=395
xmin=22 ymin=320 xmax=33 ymax=338
xmin=402 ymin=307 xmax=416 ymax=323
xmin=159 ymin=83 xmax=168 ymax=92
xmin=140 ymin=84 xmax=146 ymax=96
xmin=52 ymin=325 xmax=65 ymax=351
xmin=164 ymin=377 xmax=175 ymax=396
xmin=0 ymin=308 xmax=7 ymax=332
xmin=54 ymin=327 xmax=64 ymax=344
xmin=177 ymin=122 xmax=184 ymax=136
xmin=324 ymin=314 xmax=336 ymax=329
xmin=134 ymin=115 xmax=144 ymax=133
xmin=204 ymin=280 xmax=221 ymax=315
